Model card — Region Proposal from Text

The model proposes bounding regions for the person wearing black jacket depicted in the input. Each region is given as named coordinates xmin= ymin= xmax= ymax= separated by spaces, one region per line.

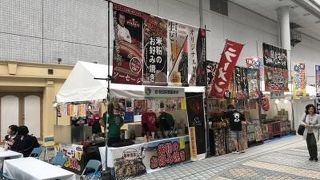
xmin=15 ymin=126 xmax=40 ymax=157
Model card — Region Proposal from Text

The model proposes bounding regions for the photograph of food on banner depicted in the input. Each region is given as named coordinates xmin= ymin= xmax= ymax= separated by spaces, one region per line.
xmin=111 ymin=136 xmax=190 ymax=179
xmin=264 ymin=66 xmax=289 ymax=91
xmin=167 ymin=22 xmax=190 ymax=86
xmin=143 ymin=15 xmax=168 ymax=86
xmin=112 ymin=3 xmax=144 ymax=84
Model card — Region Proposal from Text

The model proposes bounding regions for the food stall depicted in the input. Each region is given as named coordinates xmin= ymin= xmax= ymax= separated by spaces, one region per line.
xmin=55 ymin=61 xmax=145 ymax=174
xmin=55 ymin=61 xmax=205 ymax=177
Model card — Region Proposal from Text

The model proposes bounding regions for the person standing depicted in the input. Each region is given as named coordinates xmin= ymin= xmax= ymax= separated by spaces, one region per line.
xmin=300 ymin=104 xmax=320 ymax=161
xmin=141 ymin=108 xmax=157 ymax=141
xmin=105 ymin=103 xmax=124 ymax=146
xmin=225 ymin=104 xmax=246 ymax=153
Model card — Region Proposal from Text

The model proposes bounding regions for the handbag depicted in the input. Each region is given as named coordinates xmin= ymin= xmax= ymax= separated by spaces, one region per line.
xmin=297 ymin=125 xmax=305 ymax=135
xmin=298 ymin=115 xmax=307 ymax=136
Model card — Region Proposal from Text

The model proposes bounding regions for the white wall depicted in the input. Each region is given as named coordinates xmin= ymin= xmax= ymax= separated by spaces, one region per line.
xmin=0 ymin=0 xmax=319 ymax=80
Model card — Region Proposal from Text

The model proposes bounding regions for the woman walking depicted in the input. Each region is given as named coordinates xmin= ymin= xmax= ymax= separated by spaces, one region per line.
xmin=300 ymin=104 xmax=320 ymax=161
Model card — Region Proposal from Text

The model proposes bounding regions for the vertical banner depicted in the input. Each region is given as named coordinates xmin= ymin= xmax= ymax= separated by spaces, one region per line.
xmin=195 ymin=28 xmax=207 ymax=86
xmin=293 ymin=63 xmax=306 ymax=98
xmin=316 ymin=65 xmax=320 ymax=97
xmin=186 ymin=92 xmax=206 ymax=160
xmin=113 ymin=3 xmax=144 ymax=84
xmin=189 ymin=28 xmax=207 ymax=86
xmin=188 ymin=28 xmax=198 ymax=86
xmin=263 ymin=43 xmax=289 ymax=91
xmin=234 ymin=67 xmax=249 ymax=99
xmin=206 ymin=61 xmax=218 ymax=93
xmin=143 ymin=15 xmax=168 ymax=85
xmin=247 ymin=68 xmax=260 ymax=99
xmin=168 ymin=22 xmax=189 ymax=86
xmin=210 ymin=40 xmax=244 ymax=98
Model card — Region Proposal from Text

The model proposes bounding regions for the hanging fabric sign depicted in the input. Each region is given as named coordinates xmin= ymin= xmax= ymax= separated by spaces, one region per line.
xmin=112 ymin=3 xmax=144 ymax=84
xmin=206 ymin=61 xmax=218 ymax=93
xmin=210 ymin=40 xmax=244 ymax=98
xmin=234 ymin=67 xmax=249 ymax=99
xmin=263 ymin=43 xmax=289 ymax=91
xmin=316 ymin=65 xmax=320 ymax=97
xmin=247 ymin=68 xmax=260 ymax=99
xmin=186 ymin=92 xmax=206 ymax=160
xmin=189 ymin=28 xmax=207 ymax=86
xmin=293 ymin=63 xmax=306 ymax=98
xmin=167 ymin=22 xmax=190 ymax=86
xmin=143 ymin=15 xmax=168 ymax=85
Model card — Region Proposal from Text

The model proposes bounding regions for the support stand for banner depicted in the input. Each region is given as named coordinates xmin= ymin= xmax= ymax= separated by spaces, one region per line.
xmin=94 ymin=0 xmax=113 ymax=179
xmin=204 ymin=25 xmax=210 ymax=157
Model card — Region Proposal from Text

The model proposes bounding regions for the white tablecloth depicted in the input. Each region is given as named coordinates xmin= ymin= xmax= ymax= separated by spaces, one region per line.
xmin=0 ymin=148 xmax=23 ymax=159
xmin=3 ymin=157 xmax=76 ymax=180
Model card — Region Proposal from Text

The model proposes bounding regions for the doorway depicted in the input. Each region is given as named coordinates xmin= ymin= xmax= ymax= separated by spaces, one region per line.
xmin=0 ymin=93 xmax=42 ymax=141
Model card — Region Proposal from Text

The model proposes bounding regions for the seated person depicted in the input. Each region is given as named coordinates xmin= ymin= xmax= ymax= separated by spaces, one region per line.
xmin=4 ymin=125 xmax=20 ymax=150
xmin=15 ymin=126 xmax=40 ymax=157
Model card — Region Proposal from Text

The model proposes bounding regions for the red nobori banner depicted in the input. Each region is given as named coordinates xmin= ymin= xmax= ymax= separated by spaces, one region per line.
xmin=210 ymin=40 xmax=244 ymax=98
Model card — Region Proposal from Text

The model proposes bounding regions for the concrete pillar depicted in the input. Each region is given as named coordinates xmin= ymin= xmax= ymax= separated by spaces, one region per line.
xmin=43 ymin=80 xmax=55 ymax=137
xmin=277 ymin=6 xmax=291 ymax=50
xmin=277 ymin=6 xmax=295 ymax=130
xmin=277 ymin=6 xmax=291 ymax=80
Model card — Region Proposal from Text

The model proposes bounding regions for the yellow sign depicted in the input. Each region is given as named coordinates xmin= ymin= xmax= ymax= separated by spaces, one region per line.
xmin=179 ymin=137 xmax=185 ymax=149
xmin=189 ymin=127 xmax=197 ymax=161
xmin=181 ymin=98 xmax=187 ymax=110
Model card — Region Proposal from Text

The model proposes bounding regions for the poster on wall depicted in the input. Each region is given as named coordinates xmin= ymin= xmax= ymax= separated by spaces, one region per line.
xmin=263 ymin=43 xmax=289 ymax=91
xmin=167 ymin=22 xmax=189 ymax=86
xmin=143 ymin=15 xmax=168 ymax=85
xmin=61 ymin=144 xmax=84 ymax=174
xmin=210 ymin=40 xmax=244 ymax=98
xmin=186 ymin=92 xmax=206 ymax=160
xmin=316 ymin=65 xmax=320 ymax=97
xmin=112 ymin=3 xmax=144 ymax=85
xmin=110 ymin=136 xmax=190 ymax=179
xmin=293 ymin=63 xmax=306 ymax=98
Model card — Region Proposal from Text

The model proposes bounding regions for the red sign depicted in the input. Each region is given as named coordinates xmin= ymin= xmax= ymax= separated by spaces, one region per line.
xmin=210 ymin=40 xmax=244 ymax=98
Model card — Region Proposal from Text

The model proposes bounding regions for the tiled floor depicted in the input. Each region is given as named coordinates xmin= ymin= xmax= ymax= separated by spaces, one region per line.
xmin=132 ymin=135 xmax=320 ymax=180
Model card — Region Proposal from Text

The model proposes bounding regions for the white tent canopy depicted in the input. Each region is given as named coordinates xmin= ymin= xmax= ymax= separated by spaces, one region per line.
xmin=56 ymin=61 xmax=145 ymax=103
